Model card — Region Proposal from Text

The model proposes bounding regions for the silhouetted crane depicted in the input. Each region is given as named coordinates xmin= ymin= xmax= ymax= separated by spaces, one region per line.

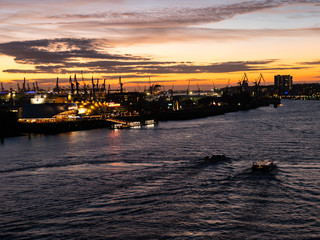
xmin=119 ymin=77 xmax=123 ymax=94
xmin=187 ymin=80 xmax=191 ymax=95
xmin=254 ymin=73 xmax=265 ymax=97
xmin=238 ymin=73 xmax=249 ymax=93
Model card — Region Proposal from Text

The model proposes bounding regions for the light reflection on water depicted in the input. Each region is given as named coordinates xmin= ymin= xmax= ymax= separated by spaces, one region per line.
xmin=1 ymin=100 xmax=320 ymax=239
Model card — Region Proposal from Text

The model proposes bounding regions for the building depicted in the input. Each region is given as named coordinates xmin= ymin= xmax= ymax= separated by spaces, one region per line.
xmin=274 ymin=75 xmax=293 ymax=95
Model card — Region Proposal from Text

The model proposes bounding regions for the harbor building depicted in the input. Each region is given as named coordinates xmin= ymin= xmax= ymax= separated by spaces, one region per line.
xmin=274 ymin=75 xmax=293 ymax=95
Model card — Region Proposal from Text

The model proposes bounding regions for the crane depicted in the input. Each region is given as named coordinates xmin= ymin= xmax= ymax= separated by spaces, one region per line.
xmin=170 ymin=83 xmax=174 ymax=98
xmin=238 ymin=73 xmax=249 ymax=92
xmin=69 ymin=75 xmax=74 ymax=95
xmin=74 ymin=74 xmax=79 ymax=95
xmin=254 ymin=73 xmax=265 ymax=96
xmin=81 ymin=71 xmax=87 ymax=96
xmin=187 ymin=80 xmax=191 ymax=95
xmin=119 ymin=76 xmax=123 ymax=94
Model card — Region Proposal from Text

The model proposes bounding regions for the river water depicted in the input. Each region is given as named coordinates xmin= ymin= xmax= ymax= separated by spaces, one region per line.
xmin=1 ymin=99 xmax=319 ymax=239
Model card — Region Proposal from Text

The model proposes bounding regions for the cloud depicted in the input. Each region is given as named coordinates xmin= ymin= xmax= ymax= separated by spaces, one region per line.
xmin=299 ymin=60 xmax=320 ymax=65
xmin=1 ymin=0 xmax=319 ymax=47
xmin=49 ymin=0 xmax=320 ymax=27
xmin=0 ymin=38 xmax=308 ymax=85
xmin=0 ymin=38 xmax=146 ymax=65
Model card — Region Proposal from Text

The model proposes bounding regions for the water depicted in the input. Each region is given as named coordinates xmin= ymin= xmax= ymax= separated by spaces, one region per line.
xmin=1 ymin=99 xmax=320 ymax=239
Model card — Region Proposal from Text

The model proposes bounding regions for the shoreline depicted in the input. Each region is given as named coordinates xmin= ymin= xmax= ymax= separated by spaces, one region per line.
xmin=1 ymin=96 xmax=280 ymax=142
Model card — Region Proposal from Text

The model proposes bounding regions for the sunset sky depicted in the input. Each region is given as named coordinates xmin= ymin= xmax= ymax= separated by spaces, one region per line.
xmin=0 ymin=0 xmax=320 ymax=90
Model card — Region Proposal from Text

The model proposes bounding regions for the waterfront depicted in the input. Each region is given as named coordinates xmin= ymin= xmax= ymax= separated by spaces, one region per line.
xmin=1 ymin=99 xmax=320 ymax=239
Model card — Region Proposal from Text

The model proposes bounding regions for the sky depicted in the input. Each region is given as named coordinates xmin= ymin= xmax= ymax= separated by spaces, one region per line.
xmin=0 ymin=0 xmax=320 ymax=90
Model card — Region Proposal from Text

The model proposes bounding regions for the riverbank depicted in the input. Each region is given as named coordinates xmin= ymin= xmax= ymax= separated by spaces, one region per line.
xmin=1 ymin=96 xmax=280 ymax=141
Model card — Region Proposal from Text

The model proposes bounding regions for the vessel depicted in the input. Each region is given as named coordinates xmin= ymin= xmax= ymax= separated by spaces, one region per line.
xmin=252 ymin=159 xmax=274 ymax=171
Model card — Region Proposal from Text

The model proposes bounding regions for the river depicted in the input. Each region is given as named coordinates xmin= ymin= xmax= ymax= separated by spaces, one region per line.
xmin=1 ymin=99 xmax=319 ymax=239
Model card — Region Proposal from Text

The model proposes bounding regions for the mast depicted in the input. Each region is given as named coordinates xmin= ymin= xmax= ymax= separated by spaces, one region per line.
xmin=69 ymin=75 xmax=74 ymax=95
xmin=91 ymin=76 xmax=95 ymax=96
xmin=119 ymin=76 xmax=123 ymax=94
xmin=81 ymin=71 xmax=87 ymax=96
xmin=103 ymin=79 xmax=106 ymax=93
xmin=149 ymin=76 xmax=152 ymax=95
xmin=96 ymin=78 xmax=99 ymax=92
xmin=74 ymin=74 xmax=79 ymax=96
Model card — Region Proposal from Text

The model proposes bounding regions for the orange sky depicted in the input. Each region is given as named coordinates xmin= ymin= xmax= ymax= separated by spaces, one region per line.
xmin=0 ymin=0 xmax=320 ymax=91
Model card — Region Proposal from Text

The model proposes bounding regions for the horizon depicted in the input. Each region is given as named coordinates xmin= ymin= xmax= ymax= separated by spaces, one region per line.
xmin=0 ymin=0 xmax=320 ymax=89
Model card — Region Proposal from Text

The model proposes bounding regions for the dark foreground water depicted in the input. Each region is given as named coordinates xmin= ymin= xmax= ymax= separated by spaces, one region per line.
xmin=1 ymin=100 xmax=320 ymax=239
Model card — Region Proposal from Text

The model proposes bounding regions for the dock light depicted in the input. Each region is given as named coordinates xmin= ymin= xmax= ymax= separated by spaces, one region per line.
xmin=78 ymin=108 xmax=87 ymax=114
xmin=68 ymin=94 xmax=72 ymax=100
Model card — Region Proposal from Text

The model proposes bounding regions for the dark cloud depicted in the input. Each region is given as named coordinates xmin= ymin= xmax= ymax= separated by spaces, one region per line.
xmin=0 ymin=38 xmax=146 ymax=65
xmin=103 ymin=74 xmax=159 ymax=80
xmin=49 ymin=0 xmax=320 ymax=27
xmin=299 ymin=60 xmax=320 ymax=65
xmin=0 ymin=38 xmax=306 ymax=78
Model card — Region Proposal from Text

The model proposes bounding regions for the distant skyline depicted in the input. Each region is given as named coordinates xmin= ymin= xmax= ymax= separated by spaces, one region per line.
xmin=0 ymin=0 xmax=320 ymax=90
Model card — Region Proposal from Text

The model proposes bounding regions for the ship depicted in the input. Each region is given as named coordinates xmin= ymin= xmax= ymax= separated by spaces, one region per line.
xmin=252 ymin=159 xmax=274 ymax=171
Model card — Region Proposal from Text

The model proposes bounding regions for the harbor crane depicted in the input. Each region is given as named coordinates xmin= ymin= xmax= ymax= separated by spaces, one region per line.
xmin=170 ymin=83 xmax=174 ymax=98
xmin=119 ymin=77 xmax=123 ymax=94
xmin=91 ymin=76 xmax=95 ymax=96
xmin=74 ymin=74 xmax=80 ymax=95
xmin=69 ymin=75 xmax=74 ymax=95
xmin=81 ymin=71 xmax=88 ymax=96
xmin=254 ymin=73 xmax=265 ymax=96
xmin=186 ymin=80 xmax=191 ymax=95
xmin=238 ymin=73 xmax=249 ymax=92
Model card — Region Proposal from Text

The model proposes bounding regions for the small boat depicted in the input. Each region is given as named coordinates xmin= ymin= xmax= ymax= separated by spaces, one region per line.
xmin=204 ymin=154 xmax=228 ymax=163
xmin=252 ymin=159 xmax=274 ymax=171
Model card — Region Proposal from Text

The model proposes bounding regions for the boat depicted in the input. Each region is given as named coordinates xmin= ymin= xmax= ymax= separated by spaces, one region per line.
xmin=204 ymin=154 xmax=228 ymax=163
xmin=252 ymin=159 xmax=274 ymax=171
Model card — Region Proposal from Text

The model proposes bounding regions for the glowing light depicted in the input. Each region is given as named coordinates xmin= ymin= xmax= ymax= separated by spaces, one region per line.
xmin=107 ymin=102 xmax=121 ymax=107
xmin=78 ymin=108 xmax=87 ymax=114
